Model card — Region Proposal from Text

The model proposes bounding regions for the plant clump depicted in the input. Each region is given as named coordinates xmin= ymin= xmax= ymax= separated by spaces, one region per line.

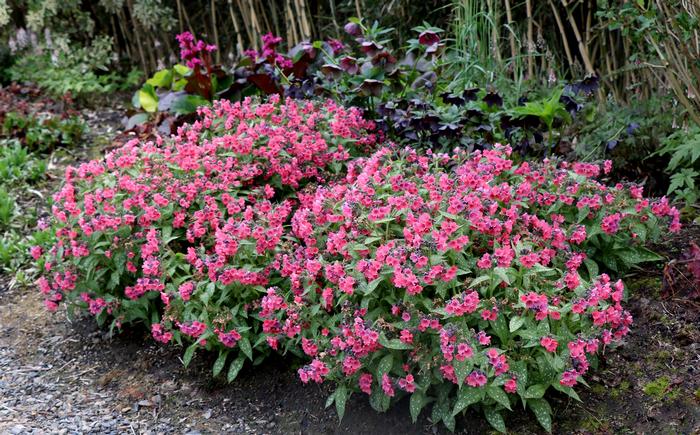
xmin=36 ymin=95 xmax=377 ymax=374
xmin=35 ymin=97 xmax=680 ymax=432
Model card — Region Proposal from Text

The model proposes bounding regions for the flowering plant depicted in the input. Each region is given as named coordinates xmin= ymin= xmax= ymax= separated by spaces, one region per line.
xmin=261 ymin=146 xmax=679 ymax=432
xmin=133 ymin=32 xmax=231 ymax=117
xmin=36 ymin=96 xmax=377 ymax=378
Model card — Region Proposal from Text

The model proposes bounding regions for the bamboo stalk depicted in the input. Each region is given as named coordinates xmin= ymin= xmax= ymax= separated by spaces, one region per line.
xmin=526 ymin=0 xmax=534 ymax=78
xmin=286 ymin=0 xmax=299 ymax=45
xmin=548 ymin=0 xmax=574 ymax=70
xmin=211 ymin=0 xmax=220 ymax=63
xmin=227 ymin=0 xmax=244 ymax=55
xmin=247 ymin=0 xmax=263 ymax=47
xmin=176 ymin=0 xmax=184 ymax=34
xmin=487 ymin=0 xmax=502 ymax=65
xmin=504 ymin=0 xmax=517 ymax=68
xmin=235 ymin=0 xmax=257 ymax=50
xmin=256 ymin=0 xmax=273 ymax=37
xmin=125 ymin=0 xmax=149 ymax=74
xmin=561 ymin=0 xmax=595 ymax=74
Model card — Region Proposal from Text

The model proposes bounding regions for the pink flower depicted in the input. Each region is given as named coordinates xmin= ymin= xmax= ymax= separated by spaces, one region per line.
xmin=217 ymin=329 xmax=242 ymax=347
xmin=398 ymin=374 xmax=416 ymax=393
xmin=560 ymin=369 xmax=578 ymax=387
xmin=359 ymin=373 xmax=373 ymax=395
xmin=399 ymin=329 xmax=413 ymax=344
xmin=381 ymin=373 xmax=395 ymax=397
xmin=504 ymin=378 xmax=517 ymax=393
xmin=466 ymin=370 xmax=487 ymax=387
xmin=30 ymin=245 xmax=43 ymax=260
xmin=179 ymin=321 xmax=207 ymax=338
xmin=152 ymin=323 xmax=173 ymax=344
xmin=540 ymin=336 xmax=558 ymax=352
xmin=178 ymin=282 xmax=195 ymax=301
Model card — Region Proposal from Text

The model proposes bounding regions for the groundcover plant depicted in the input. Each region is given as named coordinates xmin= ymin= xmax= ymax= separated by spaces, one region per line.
xmin=35 ymin=97 xmax=679 ymax=432
xmin=36 ymin=95 xmax=377 ymax=377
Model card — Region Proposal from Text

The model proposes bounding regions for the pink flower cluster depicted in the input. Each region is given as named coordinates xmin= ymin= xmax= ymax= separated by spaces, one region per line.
xmin=259 ymin=144 xmax=678 ymax=419
xmin=244 ymin=33 xmax=293 ymax=69
xmin=36 ymin=96 xmax=679 ymax=429
xmin=176 ymin=31 xmax=217 ymax=69
xmin=38 ymin=95 xmax=377 ymax=363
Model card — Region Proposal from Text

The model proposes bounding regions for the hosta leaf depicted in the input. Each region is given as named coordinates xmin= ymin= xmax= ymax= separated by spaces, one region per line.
xmin=138 ymin=84 xmax=158 ymax=113
xmin=146 ymin=69 xmax=173 ymax=88
xmin=528 ymin=398 xmax=553 ymax=432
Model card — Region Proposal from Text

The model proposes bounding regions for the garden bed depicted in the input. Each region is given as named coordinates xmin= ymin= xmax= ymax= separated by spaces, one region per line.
xmin=1 ymin=227 xmax=698 ymax=434
xmin=0 ymin=108 xmax=697 ymax=432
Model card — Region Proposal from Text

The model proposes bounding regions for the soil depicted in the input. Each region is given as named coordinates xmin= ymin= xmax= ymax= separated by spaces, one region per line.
xmin=0 ymin=97 xmax=699 ymax=434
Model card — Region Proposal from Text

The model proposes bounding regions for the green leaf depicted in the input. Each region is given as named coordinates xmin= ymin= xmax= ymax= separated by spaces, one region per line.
xmin=452 ymin=386 xmax=482 ymax=416
xmin=239 ymin=336 xmax=253 ymax=360
xmin=524 ymin=384 xmax=547 ymax=399
xmin=551 ymin=382 xmax=582 ymax=401
xmin=365 ymin=277 xmax=383 ymax=295
xmin=138 ymin=84 xmax=158 ymax=113
xmin=487 ymin=385 xmax=512 ymax=410
xmin=378 ymin=333 xmax=413 ymax=350
xmin=213 ymin=350 xmax=228 ymax=377
xmin=528 ymin=398 xmax=553 ymax=432
xmin=170 ymin=94 xmax=210 ymax=115
xmin=146 ymin=69 xmax=173 ymax=88
xmin=493 ymin=267 xmax=511 ymax=285
xmin=227 ymin=355 xmax=245 ymax=382
xmin=453 ymin=358 xmax=471 ymax=388
xmin=173 ymin=64 xmax=191 ymax=76
xmin=509 ymin=316 xmax=525 ymax=333
xmin=409 ymin=392 xmax=427 ymax=423
xmin=469 ymin=274 xmax=491 ymax=288
xmin=484 ymin=407 xmax=507 ymax=433
xmin=325 ymin=390 xmax=336 ymax=408
xmin=490 ymin=315 xmax=509 ymax=343
xmin=376 ymin=354 xmax=393 ymax=380
xmin=182 ymin=343 xmax=196 ymax=367
xmin=369 ymin=388 xmax=391 ymax=412
xmin=621 ymin=247 xmax=664 ymax=264
xmin=335 ymin=385 xmax=348 ymax=421
xmin=583 ymin=258 xmax=599 ymax=280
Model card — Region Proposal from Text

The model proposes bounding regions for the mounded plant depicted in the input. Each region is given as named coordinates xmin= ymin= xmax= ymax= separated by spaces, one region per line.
xmin=35 ymin=96 xmax=679 ymax=432
xmin=261 ymin=145 xmax=679 ymax=432
xmin=36 ymin=95 xmax=377 ymax=377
